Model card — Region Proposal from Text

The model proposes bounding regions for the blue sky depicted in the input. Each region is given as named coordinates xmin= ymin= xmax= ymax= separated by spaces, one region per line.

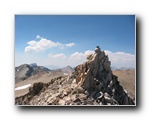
xmin=15 ymin=15 xmax=135 ymax=68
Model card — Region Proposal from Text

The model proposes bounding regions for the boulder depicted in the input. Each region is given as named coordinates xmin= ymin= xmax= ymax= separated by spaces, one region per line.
xmin=29 ymin=82 xmax=44 ymax=96
xmin=58 ymin=99 xmax=66 ymax=105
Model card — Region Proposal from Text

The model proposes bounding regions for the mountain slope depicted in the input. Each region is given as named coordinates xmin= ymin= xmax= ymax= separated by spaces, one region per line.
xmin=112 ymin=69 xmax=135 ymax=100
xmin=55 ymin=66 xmax=74 ymax=75
xmin=15 ymin=63 xmax=51 ymax=83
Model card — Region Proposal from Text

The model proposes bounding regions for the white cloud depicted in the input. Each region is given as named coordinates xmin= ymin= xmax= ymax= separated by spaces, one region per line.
xmin=48 ymin=53 xmax=66 ymax=59
xmin=66 ymin=43 xmax=75 ymax=47
xmin=20 ymin=44 xmax=135 ymax=69
xmin=46 ymin=53 xmax=68 ymax=68
xmin=68 ymin=50 xmax=94 ymax=67
xmin=69 ymin=50 xmax=94 ymax=60
xmin=104 ymin=50 xmax=112 ymax=55
xmin=70 ymin=52 xmax=85 ymax=60
xmin=45 ymin=50 xmax=93 ymax=68
xmin=68 ymin=50 xmax=135 ymax=68
xmin=36 ymin=35 xmax=42 ymax=39
xmin=84 ymin=50 xmax=94 ymax=56
xmin=104 ymin=50 xmax=135 ymax=68
xmin=25 ymin=36 xmax=75 ymax=53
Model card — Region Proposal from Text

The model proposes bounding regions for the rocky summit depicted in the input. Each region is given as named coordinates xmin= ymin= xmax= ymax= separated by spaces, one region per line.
xmin=15 ymin=46 xmax=135 ymax=105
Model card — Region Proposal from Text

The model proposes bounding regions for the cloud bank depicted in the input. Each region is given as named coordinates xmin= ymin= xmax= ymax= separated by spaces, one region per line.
xmin=48 ymin=53 xmax=66 ymax=59
xmin=46 ymin=50 xmax=135 ymax=68
xmin=22 ymin=36 xmax=135 ymax=68
xmin=104 ymin=50 xmax=135 ymax=68
xmin=24 ymin=35 xmax=75 ymax=53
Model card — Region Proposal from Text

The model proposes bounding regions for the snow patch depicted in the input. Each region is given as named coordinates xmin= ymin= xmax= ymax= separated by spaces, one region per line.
xmin=64 ymin=73 xmax=68 ymax=75
xmin=15 ymin=84 xmax=31 ymax=91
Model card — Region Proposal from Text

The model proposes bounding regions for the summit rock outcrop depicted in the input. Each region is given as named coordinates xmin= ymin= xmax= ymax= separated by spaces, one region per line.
xmin=15 ymin=46 xmax=135 ymax=105
xmin=74 ymin=46 xmax=134 ymax=105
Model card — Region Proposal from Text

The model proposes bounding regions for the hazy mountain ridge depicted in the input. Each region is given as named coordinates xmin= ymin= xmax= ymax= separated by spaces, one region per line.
xmin=15 ymin=63 xmax=74 ymax=83
xmin=44 ymin=65 xmax=59 ymax=70
xmin=15 ymin=63 xmax=51 ymax=83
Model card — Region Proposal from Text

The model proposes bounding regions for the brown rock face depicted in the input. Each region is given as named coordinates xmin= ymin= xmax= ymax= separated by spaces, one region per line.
xmin=74 ymin=46 xmax=135 ymax=105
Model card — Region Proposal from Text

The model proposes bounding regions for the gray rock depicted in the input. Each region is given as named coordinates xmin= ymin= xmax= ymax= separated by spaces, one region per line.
xmin=29 ymin=82 xmax=44 ymax=96
xmin=87 ymin=54 xmax=93 ymax=60
xmin=58 ymin=99 xmax=66 ymax=105
xmin=103 ymin=61 xmax=111 ymax=70
xmin=99 ymin=51 xmax=105 ymax=61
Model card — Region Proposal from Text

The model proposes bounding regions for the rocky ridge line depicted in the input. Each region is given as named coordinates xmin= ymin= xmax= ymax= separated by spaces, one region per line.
xmin=15 ymin=46 xmax=135 ymax=105
xmin=74 ymin=46 xmax=135 ymax=105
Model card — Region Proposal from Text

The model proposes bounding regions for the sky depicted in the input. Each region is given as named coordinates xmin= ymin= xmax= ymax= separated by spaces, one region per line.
xmin=15 ymin=15 xmax=135 ymax=68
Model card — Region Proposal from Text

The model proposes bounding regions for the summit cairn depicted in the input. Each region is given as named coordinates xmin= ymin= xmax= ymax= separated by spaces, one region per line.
xmin=74 ymin=46 xmax=135 ymax=105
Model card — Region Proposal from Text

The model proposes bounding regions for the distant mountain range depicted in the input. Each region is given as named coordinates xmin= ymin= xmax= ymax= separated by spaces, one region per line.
xmin=54 ymin=66 xmax=74 ymax=75
xmin=15 ymin=63 xmax=134 ymax=84
xmin=44 ymin=65 xmax=59 ymax=70
xmin=15 ymin=63 xmax=51 ymax=83
xmin=15 ymin=63 xmax=74 ymax=83
xmin=45 ymin=65 xmax=135 ymax=70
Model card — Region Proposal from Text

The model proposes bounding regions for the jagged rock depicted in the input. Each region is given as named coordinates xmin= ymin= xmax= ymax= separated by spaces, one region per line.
xmin=77 ymin=86 xmax=85 ymax=93
xmin=29 ymin=82 xmax=44 ymax=96
xmin=63 ymin=96 xmax=71 ymax=101
xmin=70 ymin=94 xmax=77 ymax=101
xmin=103 ymin=61 xmax=111 ymax=71
xmin=87 ymin=54 xmax=93 ymax=60
xmin=99 ymin=51 xmax=105 ymax=61
xmin=74 ymin=46 xmax=135 ymax=105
